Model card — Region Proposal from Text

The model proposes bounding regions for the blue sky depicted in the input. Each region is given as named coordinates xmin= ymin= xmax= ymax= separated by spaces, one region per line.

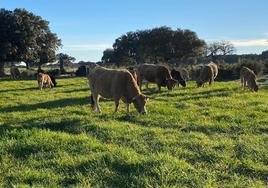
xmin=1 ymin=0 xmax=268 ymax=62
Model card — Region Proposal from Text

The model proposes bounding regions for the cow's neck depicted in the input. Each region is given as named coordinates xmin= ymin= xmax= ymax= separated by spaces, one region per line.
xmin=126 ymin=79 xmax=141 ymax=102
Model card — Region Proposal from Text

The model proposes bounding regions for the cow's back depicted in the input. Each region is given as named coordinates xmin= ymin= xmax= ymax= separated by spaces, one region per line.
xmin=89 ymin=67 xmax=134 ymax=99
xmin=127 ymin=67 xmax=138 ymax=81
xmin=137 ymin=64 xmax=171 ymax=83
xmin=240 ymin=67 xmax=256 ymax=79
xmin=208 ymin=62 xmax=218 ymax=79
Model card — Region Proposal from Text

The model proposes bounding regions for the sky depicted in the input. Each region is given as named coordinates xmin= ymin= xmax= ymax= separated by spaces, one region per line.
xmin=1 ymin=0 xmax=268 ymax=62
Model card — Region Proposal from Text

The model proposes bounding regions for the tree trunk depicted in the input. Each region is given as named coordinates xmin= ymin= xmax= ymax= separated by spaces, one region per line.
xmin=59 ymin=60 xmax=65 ymax=74
xmin=38 ymin=63 xmax=42 ymax=72
xmin=0 ymin=62 xmax=6 ymax=77
xmin=25 ymin=62 xmax=30 ymax=69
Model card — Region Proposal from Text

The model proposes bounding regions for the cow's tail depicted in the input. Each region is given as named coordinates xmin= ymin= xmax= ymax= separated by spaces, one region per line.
xmin=90 ymin=95 xmax=95 ymax=109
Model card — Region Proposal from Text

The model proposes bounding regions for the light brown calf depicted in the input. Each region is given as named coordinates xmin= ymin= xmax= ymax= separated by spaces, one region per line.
xmin=38 ymin=73 xmax=54 ymax=90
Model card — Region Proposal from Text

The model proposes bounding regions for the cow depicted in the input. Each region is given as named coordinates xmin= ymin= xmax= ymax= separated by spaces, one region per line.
xmin=10 ymin=65 xmax=20 ymax=79
xmin=37 ymin=68 xmax=57 ymax=87
xmin=37 ymin=73 xmax=54 ymax=90
xmin=171 ymin=69 xmax=186 ymax=87
xmin=88 ymin=66 xmax=149 ymax=114
xmin=195 ymin=62 xmax=218 ymax=87
xmin=180 ymin=68 xmax=190 ymax=81
xmin=240 ymin=66 xmax=258 ymax=92
xmin=136 ymin=64 xmax=177 ymax=91
xmin=208 ymin=62 xmax=218 ymax=79
xmin=127 ymin=66 xmax=138 ymax=81
xmin=49 ymin=74 xmax=57 ymax=87
xmin=196 ymin=65 xmax=214 ymax=87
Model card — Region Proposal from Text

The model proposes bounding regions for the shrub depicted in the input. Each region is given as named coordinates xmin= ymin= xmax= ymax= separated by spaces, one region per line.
xmin=20 ymin=69 xmax=37 ymax=79
xmin=236 ymin=58 xmax=265 ymax=75
xmin=46 ymin=69 xmax=61 ymax=76
xmin=75 ymin=65 xmax=87 ymax=77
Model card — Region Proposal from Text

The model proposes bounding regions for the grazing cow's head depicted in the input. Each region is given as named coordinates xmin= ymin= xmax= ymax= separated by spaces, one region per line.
xmin=254 ymin=85 xmax=259 ymax=92
xmin=171 ymin=69 xmax=186 ymax=88
xmin=196 ymin=80 xmax=203 ymax=87
xmin=166 ymin=79 xmax=177 ymax=91
xmin=179 ymin=79 xmax=186 ymax=87
xmin=132 ymin=94 xmax=149 ymax=115
xmin=252 ymin=82 xmax=259 ymax=92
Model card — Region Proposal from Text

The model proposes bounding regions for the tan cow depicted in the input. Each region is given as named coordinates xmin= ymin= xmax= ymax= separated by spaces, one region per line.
xmin=136 ymin=64 xmax=177 ymax=91
xmin=37 ymin=73 xmax=54 ymax=90
xmin=196 ymin=65 xmax=214 ymax=87
xmin=240 ymin=66 xmax=258 ymax=92
xmin=208 ymin=62 xmax=218 ymax=79
xmin=195 ymin=62 xmax=218 ymax=87
xmin=88 ymin=66 xmax=149 ymax=114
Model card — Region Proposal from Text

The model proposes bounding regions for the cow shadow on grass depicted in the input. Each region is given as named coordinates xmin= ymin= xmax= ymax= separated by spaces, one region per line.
xmin=0 ymin=87 xmax=38 ymax=93
xmin=0 ymin=96 xmax=91 ymax=113
xmin=61 ymin=88 xmax=89 ymax=93
xmin=0 ymin=85 xmax=67 ymax=93
xmin=174 ymin=87 xmax=240 ymax=102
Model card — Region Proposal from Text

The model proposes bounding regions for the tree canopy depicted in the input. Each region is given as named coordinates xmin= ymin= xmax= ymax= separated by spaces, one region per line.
xmin=101 ymin=26 xmax=206 ymax=66
xmin=57 ymin=53 xmax=76 ymax=73
xmin=0 ymin=8 xmax=61 ymax=75
xmin=206 ymin=41 xmax=235 ymax=61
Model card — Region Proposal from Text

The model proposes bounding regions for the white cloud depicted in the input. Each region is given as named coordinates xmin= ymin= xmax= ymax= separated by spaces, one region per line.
xmin=230 ymin=39 xmax=268 ymax=47
xmin=63 ymin=44 xmax=112 ymax=51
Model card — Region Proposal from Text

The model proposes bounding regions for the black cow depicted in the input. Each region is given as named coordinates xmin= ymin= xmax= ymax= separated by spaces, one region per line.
xmin=171 ymin=69 xmax=186 ymax=87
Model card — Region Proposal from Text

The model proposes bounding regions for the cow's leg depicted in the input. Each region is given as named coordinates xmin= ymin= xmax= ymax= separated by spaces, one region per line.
xmin=209 ymin=78 xmax=213 ymax=86
xmin=48 ymin=81 xmax=51 ymax=88
xmin=114 ymin=99 xmax=120 ymax=113
xmin=40 ymin=80 xmax=44 ymax=90
xmin=93 ymin=94 xmax=101 ymax=113
xmin=125 ymin=103 xmax=130 ymax=114
xmin=244 ymin=79 xmax=247 ymax=89
xmin=138 ymin=78 xmax=143 ymax=91
xmin=240 ymin=77 xmax=244 ymax=88
xmin=157 ymin=84 xmax=161 ymax=91
xmin=145 ymin=81 xmax=149 ymax=89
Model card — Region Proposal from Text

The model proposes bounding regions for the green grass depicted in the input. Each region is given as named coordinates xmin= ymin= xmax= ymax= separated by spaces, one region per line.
xmin=0 ymin=77 xmax=268 ymax=187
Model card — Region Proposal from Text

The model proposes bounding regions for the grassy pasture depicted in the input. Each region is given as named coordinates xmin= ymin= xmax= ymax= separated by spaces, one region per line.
xmin=0 ymin=77 xmax=268 ymax=187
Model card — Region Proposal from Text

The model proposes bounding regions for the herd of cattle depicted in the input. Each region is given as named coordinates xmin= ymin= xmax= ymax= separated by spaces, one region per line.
xmin=9 ymin=62 xmax=259 ymax=114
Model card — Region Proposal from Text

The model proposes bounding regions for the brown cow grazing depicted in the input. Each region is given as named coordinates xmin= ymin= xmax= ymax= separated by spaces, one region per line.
xmin=208 ymin=62 xmax=218 ymax=79
xmin=196 ymin=65 xmax=214 ymax=87
xmin=88 ymin=66 xmax=149 ymax=114
xmin=37 ymin=73 xmax=54 ymax=90
xmin=171 ymin=69 xmax=186 ymax=87
xmin=10 ymin=65 xmax=20 ymax=79
xmin=240 ymin=66 xmax=258 ymax=92
xmin=137 ymin=64 xmax=177 ymax=91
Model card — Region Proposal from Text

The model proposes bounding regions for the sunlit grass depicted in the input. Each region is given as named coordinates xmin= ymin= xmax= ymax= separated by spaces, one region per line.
xmin=0 ymin=77 xmax=267 ymax=187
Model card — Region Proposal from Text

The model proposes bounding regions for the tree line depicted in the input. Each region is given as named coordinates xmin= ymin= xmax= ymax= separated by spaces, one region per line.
xmin=1 ymin=8 xmax=267 ymax=77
